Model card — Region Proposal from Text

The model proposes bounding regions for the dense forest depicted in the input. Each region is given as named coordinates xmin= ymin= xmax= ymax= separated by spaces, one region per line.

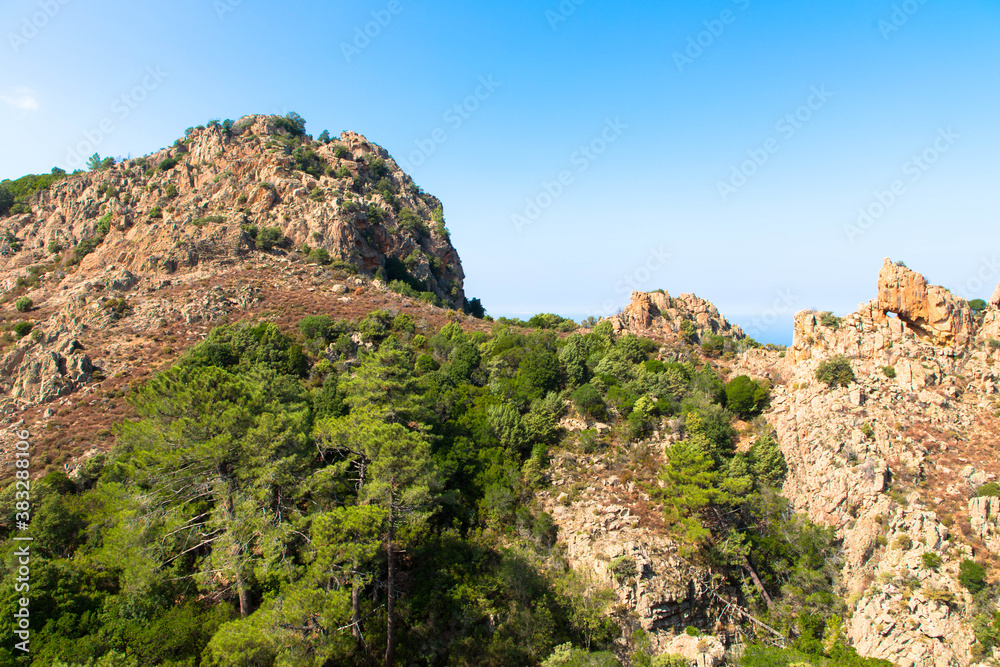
xmin=0 ymin=311 xmax=893 ymax=666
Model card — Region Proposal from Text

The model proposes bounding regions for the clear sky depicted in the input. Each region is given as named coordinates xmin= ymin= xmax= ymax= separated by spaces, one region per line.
xmin=2 ymin=0 xmax=998 ymax=343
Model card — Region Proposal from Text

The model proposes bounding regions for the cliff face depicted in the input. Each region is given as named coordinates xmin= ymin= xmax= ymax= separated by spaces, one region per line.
xmin=596 ymin=265 xmax=1000 ymax=666
xmin=738 ymin=260 xmax=1000 ymax=667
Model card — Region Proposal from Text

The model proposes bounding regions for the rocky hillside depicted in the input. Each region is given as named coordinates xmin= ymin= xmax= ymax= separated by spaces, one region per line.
xmin=1 ymin=114 xmax=464 ymax=306
xmin=734 ymin=259 xmax=1000 ymax=667
xmin=0 ymin=114 xmax=479 ymax=465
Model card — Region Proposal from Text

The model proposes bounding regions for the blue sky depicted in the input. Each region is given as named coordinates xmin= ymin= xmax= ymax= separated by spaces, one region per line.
xmin=1 ymin=0 xmax=998 ymax=343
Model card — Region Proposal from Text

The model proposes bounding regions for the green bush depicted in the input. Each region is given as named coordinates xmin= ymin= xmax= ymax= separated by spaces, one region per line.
xmin=959 ymin=559 xmax=987 ymax=594
xmin=192 ymin=215 xmax=225 ymax=227
xmin=975 ymin=482 xmax=1000 ymax=498
xmin=368 ymin=157 xmax=390 ymax=181
xmin=47 ymin=239 xmax=63 ymax=255
xmin=970 ymin=299 xmax=987 ymax=313
xmin=308 ymin=248 xmax=331 ymax=265
xmin=571 ymin=384 xmax=606 ymax=420
xmin=70 ymin=236 xmax=102 ymax=264
xmin=816 ymin=356 xmax=855 ymax=388
xmin=298 ymin=315 xmax=333 ymax=342
xmin=15 ymin=297 xmax=32 ymax=313
xmin=256 ymin=227 xmax=289 ymax=251
xmin=679 ymin=319 xmax=697 ymax=343
xmin=334 ymin=145 xmax=351 ymax=160
xmin=165 ymin=183 xmax=178 ymax=199
xmin=882 ymin=365 xmax=896 ymax=379
xmin=149 ymin=206 xmax=163 ymax=219
xmin=819 ymin=311 xmax=842 ymax=329
xmin=725 ymin=375 xmax=767 ymax=418
xmin=158 ymin=157 xmax=180 ymax=172
xmin=14 ymin=321 xmax=33 ymax=338
xmin=609 ymin=556 xmax=633 ymax=583
xmin=273 ymin=111 xmax=307 ymax=136
xmin=921 ymin=552 xmax=942 ymax=570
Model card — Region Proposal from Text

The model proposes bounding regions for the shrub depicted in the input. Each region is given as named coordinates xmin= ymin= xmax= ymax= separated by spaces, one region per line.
xmin=679 ymin=319 xmax=697 ymax=343
xmin=724 ymin=375 xmax=767 ymax=418
xmin=308 ymin=248 xmax=331 ymax=265
xmin=819 ymin=311 xmax=842 ymax=329
xmin=298 ymin=315 xmax=333 ymax=341
xmin=893 ymin=534 xmax=912 ymax=550
xmin=571 ymin=384 xmax=606 ymax=420
xmin=335 ymin=166 xmax=351 ymax=179
xmin=882 ymin=365 xmax=897 ymax=379
xmin=158 ymin=157 xmax=180 ymax=172
xmin=165 ymin=183 xmax=178 ymax=199
xmin=990 ymin=339 xmax=1000 ymax=352
xmin=975 ymin=482 xmax=1000 ymax=498
xmin=192 ymin=215 xmax=224 ymax=227
xmin=684 ymin=626 xmax=700 ymax=637
xmin=921 ymin=552 xmax=942 ymax=570
xmin=273 ymin=112 xmax=307 ymax=137
xmin=256 ymin=227 xmax=289 ymax=251
xmin=47 ymin=239 xmax=63 ymax=255
xmin=15 ymin=297 xmax=32 ymax=313
xmin=959 ymin=559 xmax=987 ymax=594
xmin=368 ymin=157 xmax=390 ymax=181
xmin=970 ymin=299 xmax=987 ymax=313
xmin=816 ymin=356 xmax=855 ymax=388
xmin=415 ymin=354 xmax=439 ymax=375
xmin=70 ymin=236 xmax=102 ymax=264
xmin=13 ymin=321 xmax=33 ymax=338
xmin=149 ymin=206 xmax=163 ymax=219
xmin=334 ymin=145 xmax=351 ymax=160
xmin=609 ymin=556 xmax=633 ymax=583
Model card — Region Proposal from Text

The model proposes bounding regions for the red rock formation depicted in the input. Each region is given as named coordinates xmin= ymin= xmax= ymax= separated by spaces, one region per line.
xmin=876 ymin=258 xmax=974 ymax=345
xmin=609 ymin=290 xmax=745 ymax=342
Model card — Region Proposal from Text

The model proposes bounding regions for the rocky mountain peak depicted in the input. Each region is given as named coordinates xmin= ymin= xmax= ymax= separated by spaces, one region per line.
xmin=1 ymin=114 xmax=464 ymax=308
xmin=609 ymin=289 xmax=745 ymax=343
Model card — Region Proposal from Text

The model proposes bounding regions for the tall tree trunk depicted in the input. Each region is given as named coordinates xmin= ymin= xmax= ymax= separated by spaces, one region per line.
xmin=226 ymin=488 xmax=251 ymax=618
xmin=710 ymin=507 xmax=773 ymax=608
xmin=385 ymin=501 xmax=396 ymax=667
xmin=236 ymin=575 xmax=250 ymax=618
xmin=352 ymin=581 xmax=364 ymax=645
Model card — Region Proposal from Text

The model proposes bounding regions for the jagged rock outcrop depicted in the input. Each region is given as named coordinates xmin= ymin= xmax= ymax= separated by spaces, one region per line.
xmin=970 ymin=495 xmax=1000 ymax=552
xmin=877 ymin=258 xmax=975 ymax=345
xmin=736 ymin=259 xmax=1000 ymax=666
xmin=609 ymin=290 xmax=745 ymax=343
xmin=991 ymin=283 xmax=1000 ymax=309
xmin=0 ymin=330 xmax=94 ymax=405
